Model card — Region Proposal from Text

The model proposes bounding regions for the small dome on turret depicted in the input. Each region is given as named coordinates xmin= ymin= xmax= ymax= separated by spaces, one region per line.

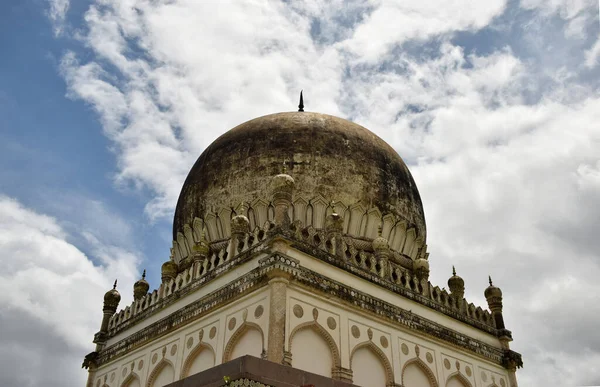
xmin=484 ymin=276 xmax=502 ymax=299
xmin=134 ymin=270 xmax=150 ymax=300
xmin=271 ymin=173 xmax=295 ymax=190
xmin=161 ymin=260 xmax=178 ymax=283
xmin=104 ymin=280 xmax=121 ymax=308
xmin=372 ymin=224 xmax=389 ymax=252
xmin=448 ymin=266 xmax=464 ymax=290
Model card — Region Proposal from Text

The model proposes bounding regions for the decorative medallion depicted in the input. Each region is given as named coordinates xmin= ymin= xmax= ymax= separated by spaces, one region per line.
xmin=170 ymin=344 xmax=178 ymax=356
xmin=351 ymin=325 xmax=360 ymax=339
xmin=209 ymin=326 xmax=217 ymax=339
xmin=228 ymin=317 xmax=237 ymax=331
xmin=327 ymin=317 xmax=337 ymax=330
xmin=380 ymin=336 xmax=389 ymax=348
xmin=426 ymin=352 xmax=433 ymax=364
xmin=444 ymin=359 xmax=451 ymax=370
xmin=466 ymin=366 xmax=472 ymax=377
xmin=187 ymin=337 xmax=194 ymax=349
xmin=481 ymin=372 xmax=487 ymax=382
xmin=500 ymin=378 xmax=506 ymax=387
xmin=152 ymin=353 xmax=158 ymax=364
xmin=415 ymin=344 xmax=420 ymax=357
xmin=455 ymin=360 xmax=460 ymax=371
xmin=122 ymin=368 xmax=127 ymax=377
xmin=312 ymin=308 xmax=318 ymax=320
xmin=401 ymin=343 xmax=409 ymax=355
xmin=137 ymin=360 xmax=143 ymax=371
xmin=293 ymin=304 xmax=304 ymax=318
xmin=367 ymin=328 xmax=373 ymax=340
xmin=242 ymin=309 xmax=248 ymax=322
xmin=254 ymin=305 xmax=264 ymax=319
xmin=110 ymin=373 xmax=115 ymax=382
xmin=199 ymin=329 xmax=204 ymax=341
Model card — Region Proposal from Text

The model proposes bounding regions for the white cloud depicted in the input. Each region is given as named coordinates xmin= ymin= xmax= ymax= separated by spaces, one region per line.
xmin=0 ymin=196 xmax=140 ymax=387
xmin=585 ymin=37 xmax=600 ymax=68
xmin=46 ymin=0 xmax=70 ymax=36
xmin=51 ymin=1 xmax=600 ymax=386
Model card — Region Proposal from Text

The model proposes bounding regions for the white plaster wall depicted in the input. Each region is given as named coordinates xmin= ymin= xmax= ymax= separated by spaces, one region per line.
xmin=286 ymin=286 xmax=511 ymax=387
xmin=107 ymin=256 xmax=265 ymax=347
xmin=149 ymin=363 xmax=174 ymax=387
xmin=92 ymin=288 xmax=269 ymax=387
xmin=403 ymin=363 xmax=434 ymax=387
xmin=352 ymin=346 xmax=387 ymax=387
xmin=286 ymin=248 xmax=499 ymax=347
xmin=229 ymin=327 xmax=263 ymax=360
xmin=291 ymin=328 xmax=333 ymax=377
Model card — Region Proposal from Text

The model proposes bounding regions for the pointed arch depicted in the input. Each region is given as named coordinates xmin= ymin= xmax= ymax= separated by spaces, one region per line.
xmin=120 ymin=373 xmax=141 ymax=387
xmin=288 ymin=320 xmax=341 ymax=367
xmin=146 ymin=358 xmax=175 ymax=387
xmin=445 ymin=371 xmax=473 ymax=387
xmin=222 ymin=321 xmax=264 ymax=362
xmin=401 ymin=357 xmax=439 ymax=387
xmin=180 ymin=342 xmax=216 ymax=378
xmin=350 ymin=341 xmax=394 ymax=386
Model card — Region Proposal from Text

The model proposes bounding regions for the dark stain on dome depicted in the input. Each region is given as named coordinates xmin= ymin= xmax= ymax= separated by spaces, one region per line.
xmin=173 ymin=112 xmax=426 ymax=242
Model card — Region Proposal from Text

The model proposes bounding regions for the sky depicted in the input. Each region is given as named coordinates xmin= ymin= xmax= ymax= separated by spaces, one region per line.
xmin=0 ymin=0 xmax=598 ymax=386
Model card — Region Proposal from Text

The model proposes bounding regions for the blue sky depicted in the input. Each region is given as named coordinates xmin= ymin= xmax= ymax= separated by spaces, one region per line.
xmin=0 ymin=0 xmax=599 ymax=386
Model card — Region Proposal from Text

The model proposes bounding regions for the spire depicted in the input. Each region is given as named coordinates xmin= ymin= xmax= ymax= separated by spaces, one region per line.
xmin=142 ymin=269 xmax=146 ymax=279
xmin=489 ymin=275 xmax=493 ymax=286
xmin=452 ymin=266 xmax=456 ymax=276
xmin=113 ymin=279 xmax=117 ymax=289
xmin=298 ymin=90 xmax=304 ymax=112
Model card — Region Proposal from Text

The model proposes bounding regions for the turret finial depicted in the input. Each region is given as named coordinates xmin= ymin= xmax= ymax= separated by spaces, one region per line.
xmin=298 ymin=90 xmax=304 ymax=112
xmin=113 ymin=279 xmax=117 ymax=289
xmin=452 ymin=266 xmax=456 ymax=276
xmin=377 ymin=223 xmax=383 ymax=237
xmin=489 ymin=275 xmax=493 ymax=286
xmin=142 ymin=270 xmax=146 ymax=279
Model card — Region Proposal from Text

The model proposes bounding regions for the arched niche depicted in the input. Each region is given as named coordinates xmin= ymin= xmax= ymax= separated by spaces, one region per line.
xmin=446 ymin=372 xmax=473 ymax=387
xmin=181 ymin=343 xmax=216 ymax=378
xmin=146 ymin=359 xmax=175 ymax=387
xmin=401 ymin=358 xmax=439 ymax=387
xmin=350 ymin=341 xmax=393 ymax=387
xmin=288 ymin=321 xmax=340 ymax=378
xmin=223 ymin=322 xmax=264 ymax=362
xmin=120 ymin=373 xmax=141 ymax=387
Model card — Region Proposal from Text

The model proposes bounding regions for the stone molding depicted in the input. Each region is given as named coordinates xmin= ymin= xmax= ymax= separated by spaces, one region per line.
xmin=107 ymin=232 xmax=496 ymax=341
xmin=95 ymin=252 xmax=522 ymax=370
xmin=401 ymin=357 xmax=439 ymax=387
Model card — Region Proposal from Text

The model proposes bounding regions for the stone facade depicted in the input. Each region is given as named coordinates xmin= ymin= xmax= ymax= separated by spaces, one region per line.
xmin=84 ymin=111 xmax=522 ymax=387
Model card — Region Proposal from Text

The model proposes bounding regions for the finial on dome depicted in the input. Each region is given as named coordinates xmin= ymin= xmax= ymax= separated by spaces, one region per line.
xmin=142 ymin=270 xmax=146 ymax=279
xmin=453 ymin=266 xmax=456 ymax=276
xmin=489 ymin=275 xmax=493 ymax=286
xmin=113 ymin=279 xmax=117 ymax=289
xmin=298 ymin=90 xmax=304 ymax=112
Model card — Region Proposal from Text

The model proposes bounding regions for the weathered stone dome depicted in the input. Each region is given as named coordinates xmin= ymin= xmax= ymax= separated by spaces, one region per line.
xmin=172 ymin=112 xmax=427 ymax=262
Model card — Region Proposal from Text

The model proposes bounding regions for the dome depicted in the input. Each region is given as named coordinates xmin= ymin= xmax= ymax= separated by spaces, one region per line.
xmin=104 ymin=280 xmax=121 ymax=309
xmin=173 ymin=112 xmax=426 ymax=259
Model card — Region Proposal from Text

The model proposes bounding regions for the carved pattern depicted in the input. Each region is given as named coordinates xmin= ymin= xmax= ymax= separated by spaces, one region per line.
xmin=223 ymin=322 xmax=264 ymax=362
xmin=209 ymin=327 xmax=217 ymax=339
xmin=446 ymin=372 xmax=474 ymax=387
xmin=350 ymin=341 xmax=394 ymax=385
xmin=254 ymin=305 xmax=264 ymax=319
xmin=426 ymin=352 xmax=433 ymax=364
xmin=327 ymin=317 xmax=337 ymax=330
xmin=401 ymin=357 xmax=439 ymax=387
xmin=293 ymin=304 xmax=304 ymax=318
xmin=146 ymin=358 xmax=174 ymax=387
xmin=119 ymin=373 xmax=140 ymax=387
xmin=401 ymin=343 xmax=409 ymax=355
xmin=351 ymin=325 xmax=360 ymax=339
xmin=180 ymin=342 xmax=215 ymax=378
xmin=288 ymin=320 xmax=341 ymax=367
